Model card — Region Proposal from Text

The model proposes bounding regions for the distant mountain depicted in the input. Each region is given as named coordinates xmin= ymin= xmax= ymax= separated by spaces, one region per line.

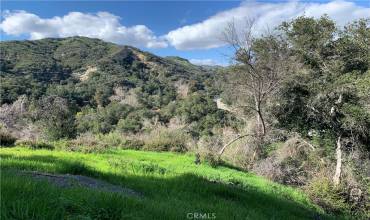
xmin=0 ymin=37 xmax=219 ymax=105
xmin=0 ymin=37 xmax=231 ymax=137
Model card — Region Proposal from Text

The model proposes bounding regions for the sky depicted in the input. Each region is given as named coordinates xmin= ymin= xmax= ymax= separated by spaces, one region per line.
xmin=1 ymin=0 xmax=369 ymax=66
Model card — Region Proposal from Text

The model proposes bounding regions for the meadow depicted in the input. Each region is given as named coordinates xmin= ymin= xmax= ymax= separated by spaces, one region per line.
xmin=0 ymin=146 xmax=331 ymax=220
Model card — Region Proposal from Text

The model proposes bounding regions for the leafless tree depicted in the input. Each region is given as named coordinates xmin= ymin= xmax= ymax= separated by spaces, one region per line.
xmin=222 ymin=19 xmax=292 ymax=136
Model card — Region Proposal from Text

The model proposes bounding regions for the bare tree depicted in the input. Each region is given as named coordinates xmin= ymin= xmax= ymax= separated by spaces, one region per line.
xmin=222 ymin=19 xmax=292 ymax=136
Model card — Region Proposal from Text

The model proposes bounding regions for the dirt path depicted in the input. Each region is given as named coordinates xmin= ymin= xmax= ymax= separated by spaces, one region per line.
xmin=20 ymin=171 xmax=142 ymax=198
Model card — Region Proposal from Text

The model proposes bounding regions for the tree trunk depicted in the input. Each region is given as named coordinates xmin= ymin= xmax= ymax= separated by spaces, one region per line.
xmin=254 ymin=97 xmax=266 ymax=136
xmin=333 ymin=135 xmax=342 ymax=186
xmin=257 ymin=110 xmax=266 ymax=136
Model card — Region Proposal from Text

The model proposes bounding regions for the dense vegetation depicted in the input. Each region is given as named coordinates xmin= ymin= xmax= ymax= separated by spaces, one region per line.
xmin=1 ymin=16 xmax=369 ymax=219
xmin=0 ymin=36 xmax=235 ymax=139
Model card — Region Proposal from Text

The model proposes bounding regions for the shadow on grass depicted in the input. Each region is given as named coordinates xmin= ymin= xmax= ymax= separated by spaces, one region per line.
xmin=218 ymin=160 xmax=249 ymax=172
xmin=0 ymin=153 xmax=331 ymax=220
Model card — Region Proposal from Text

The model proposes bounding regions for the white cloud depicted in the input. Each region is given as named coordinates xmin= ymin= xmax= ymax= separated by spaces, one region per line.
xmin=190 ymin=58 xmax=226 ymax=66
xmin=166 ymin=0 xmax=370 ymax=50
xmin=0 ymin=10 xmax=167 ymax=48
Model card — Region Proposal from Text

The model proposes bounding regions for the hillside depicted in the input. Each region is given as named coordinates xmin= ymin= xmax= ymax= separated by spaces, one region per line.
xmin=0 ymin=36 xmax=216 ymax=104
xmin=0 ymin=37 xmax=233 ymax=139
xmin=0 ymin=147 xmax=328 ymax=220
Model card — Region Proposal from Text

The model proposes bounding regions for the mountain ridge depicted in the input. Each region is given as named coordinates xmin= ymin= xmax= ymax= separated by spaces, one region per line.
xmin=0 ymin=36 xmax=220 ymax=104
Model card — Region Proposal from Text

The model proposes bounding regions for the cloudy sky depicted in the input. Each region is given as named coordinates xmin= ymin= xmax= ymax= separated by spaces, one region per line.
xmin=1 ymin=0 xmax=369 ymax=66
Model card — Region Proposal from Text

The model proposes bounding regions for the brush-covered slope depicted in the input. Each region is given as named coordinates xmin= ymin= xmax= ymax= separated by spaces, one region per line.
xmin=0 ymin=37 xmax=216 ymax=104
xmin=0 ymin=37 xmax=230 ymax=137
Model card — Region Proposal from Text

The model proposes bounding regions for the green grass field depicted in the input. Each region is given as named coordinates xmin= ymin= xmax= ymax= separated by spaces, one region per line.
xmin=1 ymin=147 xmax=333 ymax=220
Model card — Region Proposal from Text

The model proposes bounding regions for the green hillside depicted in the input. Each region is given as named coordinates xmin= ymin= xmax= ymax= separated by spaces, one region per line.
xmin=0 ymin=37 xmax=233 ymax=139
xmin=1 ymin=147 xmax=328 ymax=220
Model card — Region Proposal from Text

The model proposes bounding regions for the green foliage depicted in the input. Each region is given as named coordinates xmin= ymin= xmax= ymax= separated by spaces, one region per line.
xmin=76 ymin=103 xmax=134 ymax=134
xmin=306 ymin=178 xmax=350 ymax=216
xmin=202 ymin=153 xmax=222 ymax=168
xmin=340 ymin=103 xmax=370 ymax=148
xmin=176 ymin=93 xmax=233 ymax=136
xmin=280 ymin=15 xmax=336 ymax=70
xmin=336 ymin=19 xmax=369 ymax=73
xmin=116 ymin=115 xmax=143 ymax=134
xmin=34 ymin=96 xmax=76 ymax=140
xmin=52 ymin=132 xmax=144 ymax=153
xmin=136 ymin=79 xmax=177 ymax=109
xmin=109 ymin=159 xmax=167 ymax=175
xmin=273 ymin=75 xmax=312 ymax=133
xmin=275 ymin=16 xmax=370 ymax=149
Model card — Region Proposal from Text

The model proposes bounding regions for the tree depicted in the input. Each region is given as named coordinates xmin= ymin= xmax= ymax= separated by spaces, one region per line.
xmin=276 ymin=16 xmax=370 ymax=186
xmin=34 ymin=95 xmax=76 ymax=140
xmin=223 ymin=19 xmax=293 ymax=136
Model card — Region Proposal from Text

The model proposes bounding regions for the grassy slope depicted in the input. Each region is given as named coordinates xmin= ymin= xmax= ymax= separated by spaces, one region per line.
xmin=1 ymin=147 xmax=331 ymax=220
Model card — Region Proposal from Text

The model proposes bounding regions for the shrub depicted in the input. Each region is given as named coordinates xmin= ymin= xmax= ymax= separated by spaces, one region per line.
xmin=96 ymin=132 xmax=125 ymax=148
xmin=96 ymin=132 xmax=145 ymax=150
xmin=52 ymin=133 xmax=108 ymax=153
xmin=76 ymin=103 xmax=135 ymax=134
xmin=143 ymin=128 xmax=191 ymax=152
xmin=35 ymin=96 xmax=76 ymax=140
xmin=203 ymin=152 xmax=222 ymax=168
xmin=255 ymin=136 xmax=322 ymax=186
xmin=15 ymin=140 xmax=54 ymax=150
xmin=198 ymin=134 xmax=261 ymax=170
xmin=122 ymin=139 xmax=144 ymax=150
xmin=66 ymin=134 xmax=109 ymax=153
xmin=0 ymin=130 xmax=17 ymax=147
xmin=175 ymin=93 xmax=236 ymax=137
xmin=305 ymin=177 xmax=350 ymax=216
xmin=196 ymin=136 xmax=223 ymax=167
xmin=54 ymin=132 xmax=145 ymax=153
xmin=116 ymin=115 xmax=142 ymax=133
xmin=109 ymin=159 xmax=167 ymax=175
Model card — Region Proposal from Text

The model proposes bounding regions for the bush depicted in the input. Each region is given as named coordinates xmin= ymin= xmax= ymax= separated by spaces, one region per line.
xmin=122 ymin=139 xmax=145 ymax=150
xmin=197 ymin=134 xmax=261 ymax=170
xmin=109 ymin=159 xmax=167 ymax=175
xmin=305 ymin=177 xmax=350 ymax=216
xmin=196 ymin=136 xmax=223 ymax=167
xmin=116 ymin=115 xmax=142 ymax=133
xmin=15 ymin=140 xmax=54 ymax=150
xmin=143 ymin=128 xmax=191 ymax=152
xmin=65 ymin=134 xmax=109 ymax=153
xmin=202 ymin=152 xmax=222 ymax=168
xmin=96 ymin=132 xmax=145 ymax=150
xmin=0 ymin=131 xmax=17 ymax=147
xmin=35 ymin=96 xmax=76 ymax=140
xmin=96 ymin=132 xmax=125 ymax=148
xmin=54 ymin=132 xmax=145 ymax=153
xmin=255 ymin=136 xmax=322 ymax=186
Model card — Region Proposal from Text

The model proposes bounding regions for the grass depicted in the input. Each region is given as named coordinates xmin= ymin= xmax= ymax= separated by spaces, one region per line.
xmin=0 ymin=147 xmax=334 ymax=219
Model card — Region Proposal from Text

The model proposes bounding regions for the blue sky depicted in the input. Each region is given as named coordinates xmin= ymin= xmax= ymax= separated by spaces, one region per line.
xmin=1 ymin=1 xmax=369 ymax=66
